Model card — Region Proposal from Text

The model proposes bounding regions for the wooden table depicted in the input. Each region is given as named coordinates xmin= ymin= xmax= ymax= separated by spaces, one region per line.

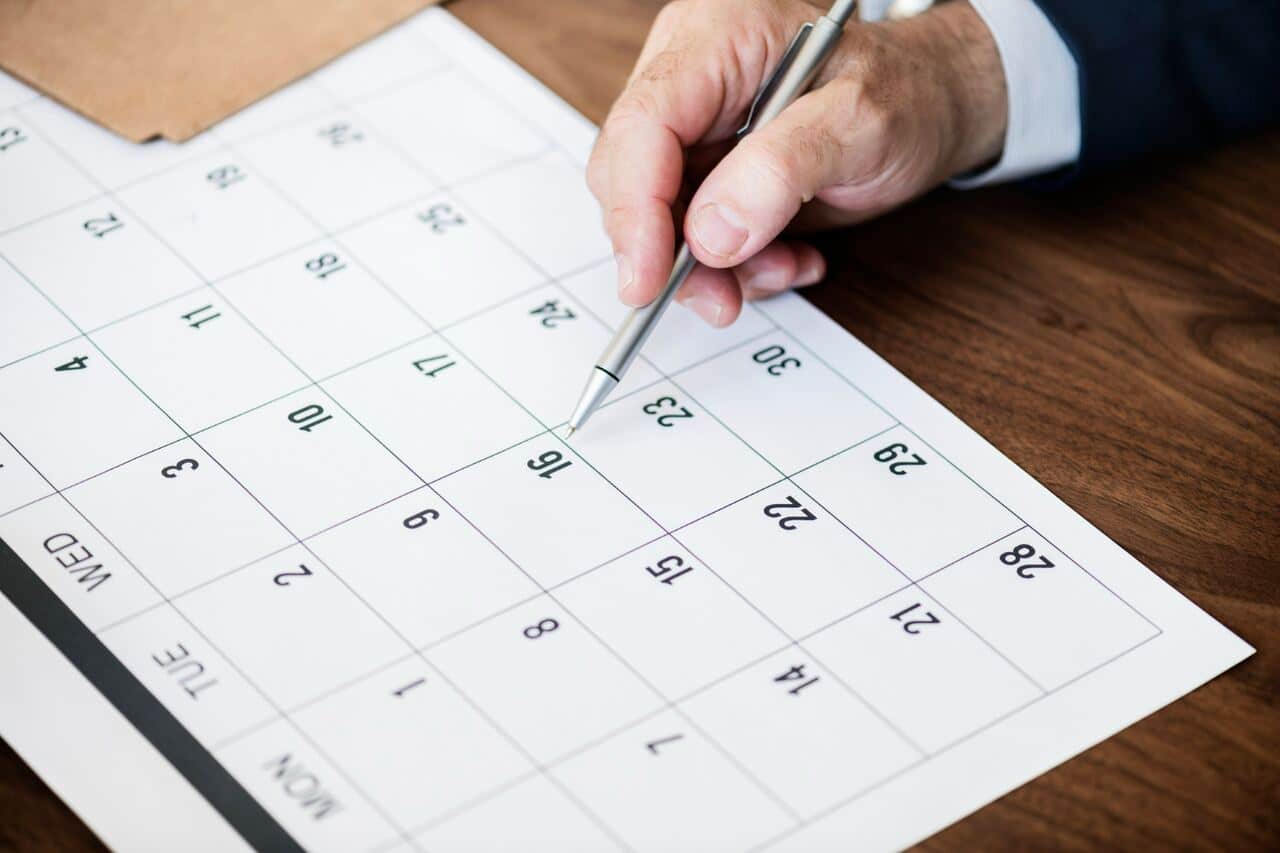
xmin=3 ymin=1 xmax=1276 ymax=849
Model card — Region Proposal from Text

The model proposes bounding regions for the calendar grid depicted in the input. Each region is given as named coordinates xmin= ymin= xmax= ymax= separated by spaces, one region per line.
xmin=755 ymin=306 xmax=1163 ymax=635
xmin=0 ymin=15 xmax=1179 ymax=851
xmin=751 ymin=627 xmax=1164 ymax=853
xmin=21 ymin=110 xmax=651 ymax=853
xmin=0 ymin=211 xmax=432 ymax=852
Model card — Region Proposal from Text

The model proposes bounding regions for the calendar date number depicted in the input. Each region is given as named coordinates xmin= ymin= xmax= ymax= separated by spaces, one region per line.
xmin=1001 ymin=543 xmax=1054 ymax=579
xmin=0 ymin=126 xmax=28 ymax=152
xmin=874 ymin=442 xmax=927 ymax=475
xmin=890 ymin=602 xmax=940 ymax=634
xmin=752 ymin=344 xmax=801 ymax=376
xmin=763 ymin=495 xmax=816 ymax=530
xmin=642 ymin=396 xmax=694 ymax=428
xmin=527 ymin=450 xmax=572 ymax=479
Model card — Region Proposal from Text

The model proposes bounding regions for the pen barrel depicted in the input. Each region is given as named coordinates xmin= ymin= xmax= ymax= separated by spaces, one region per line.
xmin=740 ymin=15 xmax=846 ymax=135
xmin=596 ymin=243 xmax=697 ymax=378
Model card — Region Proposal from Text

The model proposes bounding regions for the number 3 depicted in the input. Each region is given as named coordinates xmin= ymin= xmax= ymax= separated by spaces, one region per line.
xmin=161 ymin=458 xmax=199 ymax=479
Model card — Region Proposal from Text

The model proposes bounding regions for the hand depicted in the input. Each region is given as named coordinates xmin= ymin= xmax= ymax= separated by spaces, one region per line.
xmin=587 ymin=0 xmax=1007 ymax=326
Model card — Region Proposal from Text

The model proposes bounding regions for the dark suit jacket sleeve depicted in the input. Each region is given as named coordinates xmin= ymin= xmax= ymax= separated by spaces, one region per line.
xmin=1030 ymin=0 xmax=1280 ymax=179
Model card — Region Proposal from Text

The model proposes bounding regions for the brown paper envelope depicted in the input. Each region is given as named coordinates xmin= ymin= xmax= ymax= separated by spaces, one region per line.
xmin=0 ymin=0 xmax=441 ymax=143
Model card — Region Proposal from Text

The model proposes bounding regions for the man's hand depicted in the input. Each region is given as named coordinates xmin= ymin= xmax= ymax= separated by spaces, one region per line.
xmin=587 ymin=0 xmax=1007 ymax=326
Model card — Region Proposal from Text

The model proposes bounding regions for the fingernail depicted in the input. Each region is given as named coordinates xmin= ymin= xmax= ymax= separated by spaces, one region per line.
xmin=617 ymin=253 xmax=643 ymax=304
xmin=685 ymin=295 xmax=725 ymax=327
xmin=796 ymin=259 xmax=824 ymax=287
xmin=692 ymin=203 xmax=749 ymax=258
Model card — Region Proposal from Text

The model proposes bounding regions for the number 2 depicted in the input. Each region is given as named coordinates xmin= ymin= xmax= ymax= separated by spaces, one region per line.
xmin=874 ymin=442 xmax=927 ymax=475
xmin=642 ymin=396 xmax=693 ymax=427
xmin=889 ymin=602 xmax=940 ymax=634
xmin=160 ymin=458 xmax=199 ymax=479
xmin=762 ymin=495 xmax=816 ymax=530
xmin=1000 ymin=543 xmax=1055 ymax=579
xmin=0 ymin=126 xmax=28 ymax=152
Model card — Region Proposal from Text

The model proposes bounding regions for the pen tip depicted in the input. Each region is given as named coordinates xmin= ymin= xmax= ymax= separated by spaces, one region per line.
xmin=565 ymin=426 xmax=576 ymax=439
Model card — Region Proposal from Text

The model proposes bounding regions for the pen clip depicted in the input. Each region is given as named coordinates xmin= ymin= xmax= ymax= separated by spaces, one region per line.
xmin=737 ymin=22 xmax=814 ymax=139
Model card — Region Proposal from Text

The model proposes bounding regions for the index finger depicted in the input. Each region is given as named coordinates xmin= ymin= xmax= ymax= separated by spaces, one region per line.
xmin=587 ymin=13 xmax=739 ymax=306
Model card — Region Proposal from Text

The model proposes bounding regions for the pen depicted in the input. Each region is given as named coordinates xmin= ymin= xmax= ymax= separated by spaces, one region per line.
xmin=566 ymin=0 xmax=858 ymax=436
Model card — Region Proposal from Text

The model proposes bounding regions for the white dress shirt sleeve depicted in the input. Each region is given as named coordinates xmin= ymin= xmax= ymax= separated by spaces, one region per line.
xmin=861 ymin=0 xmax=1082 ymax=186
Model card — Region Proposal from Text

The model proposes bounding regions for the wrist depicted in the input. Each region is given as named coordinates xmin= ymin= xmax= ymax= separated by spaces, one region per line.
xmin=918 ymin=1 xmax=1009 ymax=177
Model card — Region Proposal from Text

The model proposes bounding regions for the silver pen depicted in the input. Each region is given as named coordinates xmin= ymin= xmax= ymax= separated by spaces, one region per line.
xmin=566 ymin=0 xmax=858 ymax=436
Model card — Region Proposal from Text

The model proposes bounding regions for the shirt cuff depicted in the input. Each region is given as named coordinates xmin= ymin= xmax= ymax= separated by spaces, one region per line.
xmin=949 ymin=0 xmax=1081 ymax=187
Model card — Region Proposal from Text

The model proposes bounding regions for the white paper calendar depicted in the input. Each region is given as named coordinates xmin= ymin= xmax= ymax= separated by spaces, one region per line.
xmin=0 ymin=8 xmax=1253 ymax=852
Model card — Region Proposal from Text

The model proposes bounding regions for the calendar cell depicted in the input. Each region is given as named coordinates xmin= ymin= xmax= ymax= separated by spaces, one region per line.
xmin=795 ymin=425 xmax=1022 ymax=579
xmin=446 ymin=285 xmax=661 ymax=427
xmin=0 ymin=258 xmax=76 ymax=365
xmin=553 ymin=709 xmax=794 ymax=852
xmin=0 ymin=198 xmax=205 ymax=330
xmin=557 ymin=539 xmax=785 ymax=698
xmin=93 ymin=294 xmax=308 ymax=432
xmin=340 ymin=195 xmax=545 ymax=327
xmin=361 ymin=69 xmax=547 ymax=184
xmin=180 ymin=544 xmax=407 ymax=709
xmin=429 ymin=596 xmax=660 ymax=763
xmin=804 ymin=587 xmax=1040 ymax=753
xmin=322 ymin=338 xmax=542 ymax=483
xmin=571 ymin=380 xmax=779 ymax=529
xmin=921 ymin=530 xmax=1157 ymax=689
xmin=215 ymin=717 xmax=400 ymax=853
xmin=434 ymin=435 xmax=660 ymax=588
xmin=116 ymin=150 xmax=320 ymax=281
xmin=0 ymin=435 xmax=52 ymax=516
xmin=239 ymin=112 xmax=434 ymax=232
xmin=217 ymin=241 xmax=428 ymax=378
xmin=308 ymin=491 xmax=538 ymax=648
xmin=21 ymin=98 xmax=221 ymax=189
xmin=214 ymin=79 xmax=339 ymax=143
xmin=293 ymin=658 xmax=530 ymax=829
xmin=455 ymin=150 xmax=610 ymax=277
xmin=0 ymin=339 xmax=182 ymax=488
xmin=415 ymin=774 xmax=621 ymax=853
xmin=0 ymin=496 xmax=160 ymax=631
xmin=198 ymin=389 xmax=420 ymax=538
xmin=561 ymin=260 xmax=774 ymax=376
xmin=679 ymin=332 xmax=897 ymax=474
xmin=679 ymin=482 xmax=908 ymax=638
xmin=681 ymin=649 xmax=919 ymax=816
xmin=311 ymin=22 xmax=449 ymax=102
xmin=99 ymin=604 xmax=276 ymax=745
xmin=0 ymin=109 xmax=98 ymax=232
xmin=67 ymin=440 xmax=293 ymax=598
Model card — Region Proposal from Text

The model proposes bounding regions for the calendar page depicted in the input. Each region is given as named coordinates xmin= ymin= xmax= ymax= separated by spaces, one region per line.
xmin=0 ymin=8 xmax=1252 ymax=852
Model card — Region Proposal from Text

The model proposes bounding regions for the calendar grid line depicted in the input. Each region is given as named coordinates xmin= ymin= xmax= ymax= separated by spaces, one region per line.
xmin=751 ymin=627 xmax=1165 ymax=852
xmin=1 ymin=238 xmax=426 ymax=850
xmin=908 ymin=525 xmax=1033 ymax=587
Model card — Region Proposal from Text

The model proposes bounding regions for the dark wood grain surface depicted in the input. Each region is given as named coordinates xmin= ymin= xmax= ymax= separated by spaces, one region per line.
xmin=3 ymin=1 xmax=1277 ymax=849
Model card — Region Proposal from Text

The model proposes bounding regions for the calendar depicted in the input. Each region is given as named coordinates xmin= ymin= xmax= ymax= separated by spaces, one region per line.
xmin=0 ymin=9 xmax=1252 ymax=852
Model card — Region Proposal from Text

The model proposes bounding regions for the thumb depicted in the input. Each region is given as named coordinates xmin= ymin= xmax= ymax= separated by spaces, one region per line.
xmin=681 ymin=86 xmax=855 ymax=269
